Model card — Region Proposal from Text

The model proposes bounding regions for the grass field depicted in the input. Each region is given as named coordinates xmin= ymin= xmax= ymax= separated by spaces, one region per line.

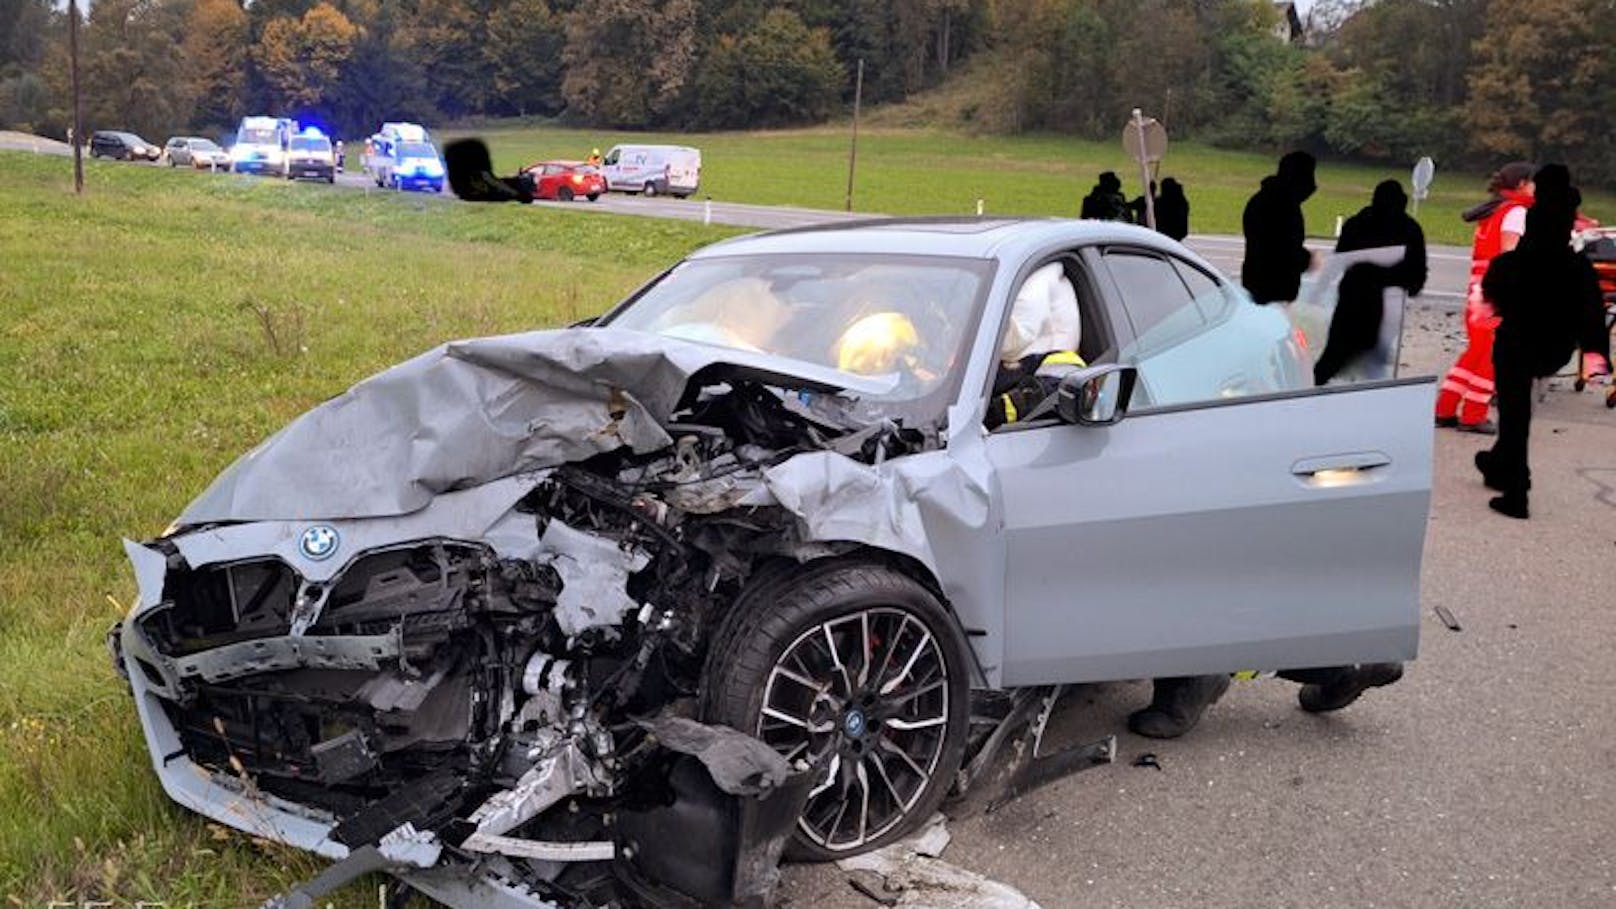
xmin=460 ymin=123 xmax=1616 ymax=247
xmin=0 ymin=151 xmax=735 ymax=904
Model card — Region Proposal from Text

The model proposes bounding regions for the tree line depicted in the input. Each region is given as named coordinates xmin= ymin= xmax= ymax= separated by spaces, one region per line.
xmin=1 ymin=0 xmax=1611 ymax=184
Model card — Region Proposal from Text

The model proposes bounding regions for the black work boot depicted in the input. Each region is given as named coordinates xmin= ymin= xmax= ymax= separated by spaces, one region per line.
xmin=1475 ymin=450 xmax=1530 ymax=493
xmin=1298 ymin=663 xmax=1404 ymax=713
xmin=1128 ymin=675 xmax=1231 ymax=739
xmin=1488 ymin=493 xmax=1529 ymax=519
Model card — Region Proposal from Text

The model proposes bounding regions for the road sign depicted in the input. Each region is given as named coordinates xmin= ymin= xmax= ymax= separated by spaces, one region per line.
xmin=1412 ymin=157 xmax=1434 ymax=198
xmin=1122 ymin=114 xmax=1168 ymax=163
xmin=1124 ymin=109 xmax=1168 ymax=229
xmin=1412 ymin=156 xmax=1435 ymax=215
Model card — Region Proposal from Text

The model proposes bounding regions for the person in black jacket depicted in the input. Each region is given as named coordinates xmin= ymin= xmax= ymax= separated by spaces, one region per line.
xmin=1313 ymin=180 xmax=1428 ymax=385
xmin=1154 ymin=177 xmax=1190 ymax=241
xmin=1474 ymin=164 xmax=1612 ymax=519
xmin=1080 ymin=172 xmax=1131 ymax=222
xmin=1241 ymin=151 xmax=1317 ymax=304
xmin=444 ymin=138 xmax=534 ymax=203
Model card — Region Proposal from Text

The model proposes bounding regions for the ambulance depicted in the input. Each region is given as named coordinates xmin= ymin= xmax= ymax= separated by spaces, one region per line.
xmin=229 ymin=115 xmax=294 ymax=176
xmin=364 ymin=122 xmax=445 ymax=193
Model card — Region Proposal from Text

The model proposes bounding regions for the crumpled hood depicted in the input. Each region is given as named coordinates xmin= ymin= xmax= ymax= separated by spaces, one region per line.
xmin=180 ymin=326 xmax=885 ymax=524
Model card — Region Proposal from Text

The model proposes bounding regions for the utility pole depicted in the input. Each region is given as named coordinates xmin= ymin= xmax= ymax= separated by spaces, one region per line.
xmin=844 ymin=58 xmax=863 ymax=213
xmin=69 ymin=0 xmax=84 ymax=194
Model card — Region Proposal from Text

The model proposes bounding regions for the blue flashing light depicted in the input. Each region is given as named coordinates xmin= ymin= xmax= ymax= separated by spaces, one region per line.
xmin=301 ymin=125 xmax=326 ymax=139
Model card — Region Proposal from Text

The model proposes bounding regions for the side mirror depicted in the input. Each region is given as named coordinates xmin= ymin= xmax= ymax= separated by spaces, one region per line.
xmin=1056 ymin=365 xmax=1138 ymax=426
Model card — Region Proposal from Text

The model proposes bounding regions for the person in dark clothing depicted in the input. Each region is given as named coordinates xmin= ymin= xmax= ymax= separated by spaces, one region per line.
xmin=1129 ymin=664 xmax=1405 ymax=739
xmin=1241 ymin=151 xmax=1318 ymax=304
xmin=1313 ymin=180 xmax=1428 ymax=385
xmin=1474 ymin=164 xmax=1611 ymax=519
xmin=1080 ymin=171 xmax=1132 ymax=222
xmin=445 ymin=138 xmax=534 ymax=203
xmin=1154 ymin=177 xmax=1190 ymax=241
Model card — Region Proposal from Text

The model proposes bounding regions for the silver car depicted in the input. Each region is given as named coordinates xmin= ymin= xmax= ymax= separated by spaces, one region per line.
xmin=110 ymin=218 xmax=1431 ymax=907
xmin=162 ymin=136 xmax=229 ymax=169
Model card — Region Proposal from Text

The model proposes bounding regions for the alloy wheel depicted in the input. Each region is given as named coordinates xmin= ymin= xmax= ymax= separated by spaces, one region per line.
xmin=755 ymin=607 xmax=950 ymax=852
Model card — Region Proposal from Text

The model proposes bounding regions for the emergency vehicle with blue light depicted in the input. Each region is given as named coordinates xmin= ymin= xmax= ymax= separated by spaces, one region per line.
xmin=229 ymin=115 xmax=295 ymax=176
xmin=364 ymin=122 xmax=445 ymax=193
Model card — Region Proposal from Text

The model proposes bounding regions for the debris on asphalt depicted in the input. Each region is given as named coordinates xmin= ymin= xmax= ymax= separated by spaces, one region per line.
xmin=836 ymin=814 xmax=1042 ymax=909
xmin=1131 ymin=753 xmax=1163 ymax=771
xmin=1434 ymin=605 xmax=1463 ymax=631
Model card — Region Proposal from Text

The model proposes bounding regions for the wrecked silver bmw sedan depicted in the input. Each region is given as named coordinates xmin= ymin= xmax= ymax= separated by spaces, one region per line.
xmin=110 ymin=218 xmax=1433 ymax=907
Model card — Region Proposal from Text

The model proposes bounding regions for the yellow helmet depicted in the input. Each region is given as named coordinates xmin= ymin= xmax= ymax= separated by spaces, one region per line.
xmin=835 ymin=311 xmax=921 ymax=375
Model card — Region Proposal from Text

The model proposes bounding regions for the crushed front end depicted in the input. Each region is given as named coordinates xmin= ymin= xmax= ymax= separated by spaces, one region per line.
xmin=110 ymin=365 xmax=936 ymax=908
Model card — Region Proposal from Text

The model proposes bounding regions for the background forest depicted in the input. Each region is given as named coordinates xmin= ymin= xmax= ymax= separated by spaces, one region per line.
xmin=2 ymin=0 xmax=1614 ymax=184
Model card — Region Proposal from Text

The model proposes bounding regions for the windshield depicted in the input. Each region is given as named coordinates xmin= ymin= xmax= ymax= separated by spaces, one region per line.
xmin=604 ymin=253 xmax=993 ymax=408
xmin=290 ymin=137 xmax=330 ymax=151
xmin=191 ymin=139 xmax=220 ymax=151
xmin=237 ymin=127 xmax=277 ymax=145
xmin=400 ymin=142 xmax=436 ymax=158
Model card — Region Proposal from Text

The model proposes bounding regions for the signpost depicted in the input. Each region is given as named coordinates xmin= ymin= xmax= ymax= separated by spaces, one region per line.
xmin=1123 ymin=109 xmax=1167 ymax=229
xmin=844 ymin=59 xmax=864 ymax=213
xmin=69 ymin=0 xmax=83 ymax=194
xmin=1411 ymin=156 xmax=1435 ymax=216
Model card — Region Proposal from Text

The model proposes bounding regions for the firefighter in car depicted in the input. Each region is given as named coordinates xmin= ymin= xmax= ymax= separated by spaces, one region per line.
xmin=985 ymin=262 xmax=1086 ymax=428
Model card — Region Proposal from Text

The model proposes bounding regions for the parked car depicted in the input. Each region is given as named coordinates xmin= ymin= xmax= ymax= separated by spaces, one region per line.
xmin=110 ymin=218 xmax=1431 ymax=908
xmin=89 ymin=130 xmax=160 ymax=162
xmin=285 ymin=131 xmax=336 ymax=183
xmin=520 ymin=159 xmax=606 ymax=201
xmin=600 ymin=143 xmax=700 ymax=197
xmin=162 ymin=136 xmax=229 ymax=170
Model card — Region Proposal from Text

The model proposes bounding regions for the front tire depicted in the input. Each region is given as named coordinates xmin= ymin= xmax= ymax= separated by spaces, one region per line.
xmin=701 ymin=559 xmax=969 ymax=861
xmin=643 ymin=180 xmax=659 ymax=198
xmin=557 ymin=186 xmax=574 ymax=202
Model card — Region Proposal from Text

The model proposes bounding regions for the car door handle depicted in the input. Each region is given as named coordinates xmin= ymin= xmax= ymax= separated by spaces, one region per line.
xmin=1291 ymin=451 xmax=1392 ymax=487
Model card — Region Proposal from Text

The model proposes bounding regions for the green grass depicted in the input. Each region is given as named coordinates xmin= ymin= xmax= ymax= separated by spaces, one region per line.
xmin=0 ymin=151 xmax=735 ymax=904
xmin=460 ymin=124 xmax=1616 ymax=247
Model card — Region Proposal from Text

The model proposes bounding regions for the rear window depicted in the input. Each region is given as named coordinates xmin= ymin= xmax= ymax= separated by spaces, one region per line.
xmin=399 ymin=142 xmax=435 ymax=158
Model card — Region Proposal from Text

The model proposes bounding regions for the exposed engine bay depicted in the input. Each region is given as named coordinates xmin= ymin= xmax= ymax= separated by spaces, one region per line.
xmin=113 ymin=368 xmax=951 ymax=908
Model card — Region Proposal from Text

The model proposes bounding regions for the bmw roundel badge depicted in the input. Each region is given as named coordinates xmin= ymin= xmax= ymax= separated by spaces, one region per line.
xmin=299 ymin=524 xmax=340 ymax=561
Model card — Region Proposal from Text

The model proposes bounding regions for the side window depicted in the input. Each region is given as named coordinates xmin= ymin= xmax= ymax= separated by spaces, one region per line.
xmin=1105 ymin=250 xmax=1202 ymax=355
xmin=1112 ymin=249 xmax=1303 ymax=409
xmin=984 ymin=257 xmax=1108 ymax=431
xmin=1172 ymin=258 xmax=1239 ymax=327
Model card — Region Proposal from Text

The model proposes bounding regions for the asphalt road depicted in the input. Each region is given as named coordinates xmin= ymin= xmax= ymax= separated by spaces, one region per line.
xmin=778 ymin=305 xmax=1616 ymax=909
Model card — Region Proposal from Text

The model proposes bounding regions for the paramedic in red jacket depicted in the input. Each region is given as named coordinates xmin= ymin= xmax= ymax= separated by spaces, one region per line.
xmin=1434 ymin=162 xmax=1535 ymax=433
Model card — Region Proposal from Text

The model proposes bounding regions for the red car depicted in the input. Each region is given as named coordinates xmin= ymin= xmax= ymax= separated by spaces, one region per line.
xmin=520 ymin=160 xmax=606 ymax=202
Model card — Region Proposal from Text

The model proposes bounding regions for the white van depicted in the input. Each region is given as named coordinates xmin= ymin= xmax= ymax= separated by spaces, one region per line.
xmin=229 ymin=115 xmax=294 ymax=176
xmin=600 ymin=144 xmax=701 ymax=198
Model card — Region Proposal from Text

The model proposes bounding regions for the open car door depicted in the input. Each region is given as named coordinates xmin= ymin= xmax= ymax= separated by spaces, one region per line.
xmin=990 ymin=246 xmax=1432 ymax=686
